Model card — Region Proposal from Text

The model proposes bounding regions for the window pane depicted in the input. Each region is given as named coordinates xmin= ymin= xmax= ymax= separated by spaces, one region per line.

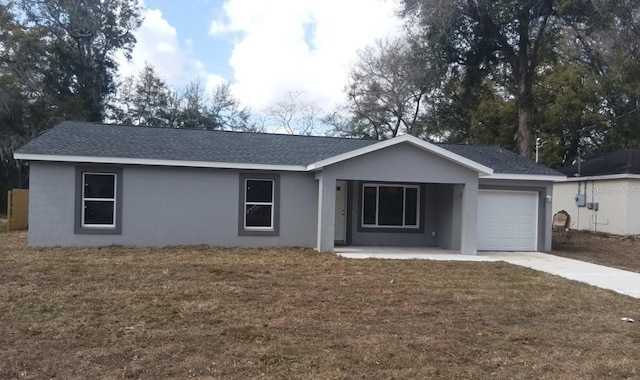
xmin=362 ymin=186 xmax=377 ymax=225
xmin=84 ymin=174 xmax=115 ymax=198
xmin=84 ymin=201 xmax=115 ymax=225
xmin=246 ymin=180 xmax=273 ymax=203
xmin=378 ymin=186 xmax=404 ymax=226
xmin=246 ymin=205 xmax=272 ymax=227
xmin=405 ymin=188 xmax=418 ymax=226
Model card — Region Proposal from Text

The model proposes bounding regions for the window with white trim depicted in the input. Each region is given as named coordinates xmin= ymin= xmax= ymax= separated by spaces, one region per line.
xmin=362 ymin=184 xmax=420 ymax=228
xmin=82 ymin=172 xmax=117 ymax=227
xmin=244 ymin=178 xmax=275 ymax=230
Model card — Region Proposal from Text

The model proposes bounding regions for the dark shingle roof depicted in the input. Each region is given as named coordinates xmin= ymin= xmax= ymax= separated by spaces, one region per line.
xmin=16 ymin=121 xmax=378 ymax=166
xmin=557 ymin=149 xmax=640 ymax=177
xmin=440 ymin=144 xmax=564 ymax=176
xmin=16 ymin=121 xmax=562 ymax=176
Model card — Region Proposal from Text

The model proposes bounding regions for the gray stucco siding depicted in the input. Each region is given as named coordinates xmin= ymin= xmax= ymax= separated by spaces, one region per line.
xmin=322 ymin=143 xmax=479 ymax=183
xmin=478 ymin=178 xmax=554 ymax=251
xmin=28 ymin=162 xmax=318 ymax=247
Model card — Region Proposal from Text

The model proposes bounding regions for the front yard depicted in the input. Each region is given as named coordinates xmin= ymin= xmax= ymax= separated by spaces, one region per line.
xmin=1 ymin=231 xmax=640 ymax=379
xmin=553 ymin=230 xmax=640 ymax=273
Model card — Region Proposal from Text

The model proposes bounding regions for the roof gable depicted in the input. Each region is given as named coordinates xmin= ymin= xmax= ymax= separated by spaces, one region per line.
xmin=308 ymin=135 xmax=493 ymax=175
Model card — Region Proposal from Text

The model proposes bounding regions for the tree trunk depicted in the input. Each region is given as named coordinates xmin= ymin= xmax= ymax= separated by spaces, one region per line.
xmin=517 ymin=102 xmax=534 ymax=158
xmin=516 ymin=75 xmax=534 ymax=158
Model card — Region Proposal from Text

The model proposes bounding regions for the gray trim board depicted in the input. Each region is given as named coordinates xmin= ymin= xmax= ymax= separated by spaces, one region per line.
xmin=346 ymin=180 xmax=354 ymax=245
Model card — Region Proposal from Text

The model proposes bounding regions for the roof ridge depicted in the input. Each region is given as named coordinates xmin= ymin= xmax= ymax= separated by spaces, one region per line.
xmin=63 ymin=120 xmax=378 ymax=142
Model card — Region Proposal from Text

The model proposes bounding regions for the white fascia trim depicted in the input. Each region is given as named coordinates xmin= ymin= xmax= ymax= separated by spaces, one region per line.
xmin=306 ymin=135 xmax=494 ymax=176
xmin=558 ymin=173 xmax=640 ymax=182
xmin=13 ymin=153 xmax=308 ymax=172
xmin=486 ymin=173 xmax=567 ymax=181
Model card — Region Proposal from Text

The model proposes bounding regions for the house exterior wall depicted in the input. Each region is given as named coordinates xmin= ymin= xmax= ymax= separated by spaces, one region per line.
xmin=28 ymin=162 xmax=318 ymax=247
xmin=479 ymin=178 xmax=554 ymax=251
xmin=316 ymin=144 xmax=479 ymax=254
xmin=553 ymin=179 xmax=640 ymax=235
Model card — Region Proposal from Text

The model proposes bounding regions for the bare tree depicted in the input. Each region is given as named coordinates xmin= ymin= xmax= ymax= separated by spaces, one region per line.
xmin=342 ymin=36 xmax=442 ymax=140
xmin=263 ymin=91 xmax=321 ymax=135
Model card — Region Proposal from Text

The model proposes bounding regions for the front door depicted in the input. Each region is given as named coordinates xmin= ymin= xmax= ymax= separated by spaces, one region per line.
xmin=334 ymin=180 xmax=347 ymax=242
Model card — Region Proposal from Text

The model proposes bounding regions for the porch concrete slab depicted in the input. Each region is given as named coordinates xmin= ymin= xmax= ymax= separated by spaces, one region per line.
xmin=483 ymin=251 xmax=640 ymax=299
xmin=335 ymin=246 xmax=497 ymax=262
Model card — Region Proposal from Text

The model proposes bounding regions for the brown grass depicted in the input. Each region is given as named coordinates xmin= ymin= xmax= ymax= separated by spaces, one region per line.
xmin=553 ymin=230 xmax=640 ymax=273
xmin=1 ymin=231 xmax=640 ymax=379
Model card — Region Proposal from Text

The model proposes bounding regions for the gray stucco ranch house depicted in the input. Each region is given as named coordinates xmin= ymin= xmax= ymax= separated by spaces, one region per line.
xmin=14 ymin=121 xmax=565 ymax=254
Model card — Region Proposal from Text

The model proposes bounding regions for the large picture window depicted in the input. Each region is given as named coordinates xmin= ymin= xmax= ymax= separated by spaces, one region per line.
xmin=75 ymin=167 xmax=122 ymax=234
xmin=239 ymin=174 xmax=279 ymax=236
xmin=362 ymin=184 xmax=419 ymax=228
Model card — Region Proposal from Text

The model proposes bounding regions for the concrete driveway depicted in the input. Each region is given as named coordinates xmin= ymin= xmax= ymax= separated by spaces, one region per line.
xmin=486 ymin=251 xmax=640 ymax=299
xmin=336 ymin=247 xmax=640 ymax=299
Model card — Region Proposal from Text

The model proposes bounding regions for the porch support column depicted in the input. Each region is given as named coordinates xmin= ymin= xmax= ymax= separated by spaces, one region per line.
xmin=460 ymin=180 xmax=478 ymax=255
xmin=316 ymin=173 xmax=336 ymax=252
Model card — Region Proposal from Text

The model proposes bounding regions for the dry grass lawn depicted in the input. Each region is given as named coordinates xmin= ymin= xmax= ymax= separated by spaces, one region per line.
xmin=553 ymin=230 xmax=640 ymax=273
xmin=2 ymin=231 xmax=640 ymax=379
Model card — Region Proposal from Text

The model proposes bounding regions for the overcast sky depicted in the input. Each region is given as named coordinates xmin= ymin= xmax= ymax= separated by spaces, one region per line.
xmin=116 ymin=0 xmax=402 ymax=112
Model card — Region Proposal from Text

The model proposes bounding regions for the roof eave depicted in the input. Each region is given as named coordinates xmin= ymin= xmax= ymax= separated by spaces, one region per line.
xmin=556 ymin=173 xmax=640 ymax=182
xmin=13 ymin=153 xmax=308 ymax=172
xmin=486 ymin=173 xmax=567 ymax=181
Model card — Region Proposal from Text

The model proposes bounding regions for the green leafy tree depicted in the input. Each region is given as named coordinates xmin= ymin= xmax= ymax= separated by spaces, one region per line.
xmin=0 ymin=0 xmax=141 ymax=212
xmin=131 ymin=64 xmax=170 ymax=126
xmin=399 ymin=0 xmax=599 ymax=157
xmin=535 ymin=64 xmax=606 ymax=167
xmin=19 ymin=0 xmax=142 ymax=121
xmin=209 ymin=83 xmax=254 ymax=131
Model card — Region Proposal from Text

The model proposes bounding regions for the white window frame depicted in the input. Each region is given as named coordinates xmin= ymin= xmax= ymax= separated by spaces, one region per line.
xmin=81 ymin=172 xmax=117 ymax=228
xmin=361 ymin=183 xmax=420 ymax=229
xmin=244 ymin=178 xmax=275 ymax=230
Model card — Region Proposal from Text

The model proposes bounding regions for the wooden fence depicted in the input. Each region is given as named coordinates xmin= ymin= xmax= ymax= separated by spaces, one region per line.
xmin=7 ymin=189 xmax=29 ymax=231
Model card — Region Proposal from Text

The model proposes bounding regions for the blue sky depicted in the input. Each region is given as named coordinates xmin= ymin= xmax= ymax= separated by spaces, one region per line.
xmin=117 ymin=0 xmax=402 ymax=112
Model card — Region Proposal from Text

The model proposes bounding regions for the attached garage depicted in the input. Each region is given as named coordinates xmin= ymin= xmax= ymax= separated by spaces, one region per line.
xmin=477 ymin=190 xmax=538 ymax=251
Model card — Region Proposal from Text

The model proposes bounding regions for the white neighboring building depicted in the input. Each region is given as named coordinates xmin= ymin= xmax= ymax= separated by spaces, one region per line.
xmin=553 ymin=149 xmax=640 ymax=235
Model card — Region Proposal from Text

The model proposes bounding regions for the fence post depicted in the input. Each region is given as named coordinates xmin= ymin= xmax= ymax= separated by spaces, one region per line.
xmin=7 ymin=190 xmax=12 ymax=232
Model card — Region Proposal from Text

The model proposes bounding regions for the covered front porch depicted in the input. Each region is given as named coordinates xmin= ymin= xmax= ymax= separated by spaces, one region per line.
xmin=330 ymin=180 xmax=471 ymax=253
xmin=310 ymin=137 xmax=493 ymax=255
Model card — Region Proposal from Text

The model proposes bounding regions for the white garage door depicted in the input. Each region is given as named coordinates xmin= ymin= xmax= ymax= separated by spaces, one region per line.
xmin=477 ymin=190 xmax=538 ymax=251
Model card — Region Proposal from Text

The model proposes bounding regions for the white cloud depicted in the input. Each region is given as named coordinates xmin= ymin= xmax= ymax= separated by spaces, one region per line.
xmin=116 ymin=6 xmax=214 ymax=89
xmin=209 ymin=0 xmax=402 ymax=111
xmin=205 ymin=73 xmax=228 ymax=93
